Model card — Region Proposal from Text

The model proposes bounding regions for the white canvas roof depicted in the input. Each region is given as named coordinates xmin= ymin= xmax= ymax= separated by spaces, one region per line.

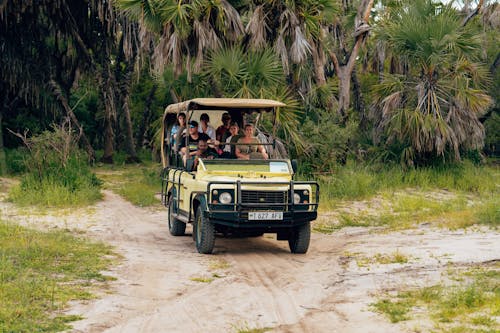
xmin=164 ymin=98 xmax=286 ymax=114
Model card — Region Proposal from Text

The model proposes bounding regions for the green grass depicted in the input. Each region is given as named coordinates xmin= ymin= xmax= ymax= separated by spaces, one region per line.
xmin=317 ymin=161 xmax=499 ymax=211
xmin=314 ymin=186 xmax=499 ymax=232
xmin=8 ymin=178 xmax=102 ymax=207
xmin=231 ymin=322 xmax=272 ymax=333
xmin=190 ymin=276 xmax=214 ymax=283
xmin=6 ymin=153 xmax=103 ymax=208
xmin=372 ymin=264 xmax=500 ymax=332
xmin=96 ymin=165 xmax=160 ymax=207
xmin=0 ymin=220 xmax=116 ymax=332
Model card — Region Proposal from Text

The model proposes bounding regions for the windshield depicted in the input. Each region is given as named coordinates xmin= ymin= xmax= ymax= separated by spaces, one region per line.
xmin=202 ymin=160 xmax=290 ymax=173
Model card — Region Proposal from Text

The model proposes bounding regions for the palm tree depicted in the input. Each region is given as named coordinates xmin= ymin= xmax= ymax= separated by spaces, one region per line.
xmin=373 ymin=0 xmax=493 ymax=165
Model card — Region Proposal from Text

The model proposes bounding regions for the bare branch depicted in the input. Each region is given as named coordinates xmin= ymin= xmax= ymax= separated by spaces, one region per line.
xmin=462 ymin=0 xmax=484 ymax=26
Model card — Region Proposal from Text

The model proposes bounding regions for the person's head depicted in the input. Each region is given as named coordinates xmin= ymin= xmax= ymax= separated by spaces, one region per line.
xmin=177 ymin=112 xmax=186 ymax=126
xmin=229 ymin=121 xmax=239 ymax=136
xmin=221 ymin=112 xmax=231 ymax=126
xmin=200 ymin=113 xmax=210 ymax=125
xmin=197 ymin=139 xmax=208 ymax=153
xmin=188 ymin=120 xmax=199 ymax=135
xmin=244 ymin=124 xmax=254 ymax=137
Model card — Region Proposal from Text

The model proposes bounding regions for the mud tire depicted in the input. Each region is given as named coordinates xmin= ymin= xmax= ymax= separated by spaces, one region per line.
xmin=288 ymin=222 xmax=310 ymax=254
xmin=194 ymin=206 xmax=215 ymax=254
xmin=168 ymin=196 xmax=186 ymax=236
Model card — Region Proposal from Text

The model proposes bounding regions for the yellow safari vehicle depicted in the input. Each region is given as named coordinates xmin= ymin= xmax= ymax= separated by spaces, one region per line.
xmin=160 ymin=98 xmax=319 ymax=254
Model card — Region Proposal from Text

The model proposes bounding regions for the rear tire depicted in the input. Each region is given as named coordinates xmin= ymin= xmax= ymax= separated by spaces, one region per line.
xmin=288 ymin=222 xmax=310 ymax=254
xmin=168 ymin=196 xmax=186 ymax=236
xmin=194 ymin=206 xmax=215 ymax=254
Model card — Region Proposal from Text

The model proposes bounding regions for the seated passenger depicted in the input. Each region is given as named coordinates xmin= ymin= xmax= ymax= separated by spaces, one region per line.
xmin=235 ymin=124 xmax=268 ymax=160
xmin=216 ymin=112 xmax=231 ymax=142
xmin=193 ymin=139 xmax=218 ymax=170
xmin=199 ymin=113 xmax=216 ymax=140
xmin=179 ymin=120 xmax=211 ymax=166
xmin=220 ymin=121 xmax=242 ymax=158
xmin=170 ymin=112 xmax=186 ymax=152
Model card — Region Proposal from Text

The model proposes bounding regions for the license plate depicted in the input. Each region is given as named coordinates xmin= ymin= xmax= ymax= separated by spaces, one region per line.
xmin=248 ymin=211 xmax=283 ymax=220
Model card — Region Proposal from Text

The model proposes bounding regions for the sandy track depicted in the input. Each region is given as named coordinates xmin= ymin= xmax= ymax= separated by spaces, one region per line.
xmin=1 ymin=184 xmax=498 ymax=333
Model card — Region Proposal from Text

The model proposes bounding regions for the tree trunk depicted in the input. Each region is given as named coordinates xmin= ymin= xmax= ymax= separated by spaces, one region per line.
xmin=328 ymin=0 xmax=374 ymax=120
xmin=48 ymin=79 xmax=96 ymax=161
xmin=137 ymin=83 xmax=157 ymax=149
xmin=351 ymin=66 xmax=368 ymax=130
xmin=99 ymin=61 xmax=116 ymax=164
xmin=0 ymin=110 xmax=7 ymax=175
xmin=122 ymin=97 xmax=140 ymax=163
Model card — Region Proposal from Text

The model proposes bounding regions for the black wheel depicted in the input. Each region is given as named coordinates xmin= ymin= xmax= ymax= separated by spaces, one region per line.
xmin=193 ymin=206 xmax=215 ymax=254
xmin=288 ymin=222 xmax=311 ymax=254
xmin=168 ymin=195 xmax=186 ymax=236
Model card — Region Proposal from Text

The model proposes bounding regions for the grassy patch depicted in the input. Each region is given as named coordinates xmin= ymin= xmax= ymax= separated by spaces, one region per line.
xmin=209 ymin=258 xmax=231 ymax=271
xmin=96 ymin=165 xmax=160 ymax=207
xmin=372 ymin=263 xmax=500 ymax=332
xmin=317 ymin=161 xmax=498 ymax=211
xmin=8 ymin=177 xmax=102 ymax=207
xmin=231 ymin=322 xmax=272 ymax=333
xmin=315 ymin=186 xmax=499 ymax=232
xmin=190 ymin=276 xmax=214 ymax=283
xmin=342 ymin=250 xmax=411 ymax=268
xmin=372 ymin=298 xmax=414 ymax=323
xmin=0 ymin=220 xmax=116 ymax=332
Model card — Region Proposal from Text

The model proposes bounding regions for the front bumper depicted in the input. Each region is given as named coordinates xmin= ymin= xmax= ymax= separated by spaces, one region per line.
xmin=207 ymin=210 xmax=317 ymax=228
xmin=206 ymin=180 xmax=319 ymax=229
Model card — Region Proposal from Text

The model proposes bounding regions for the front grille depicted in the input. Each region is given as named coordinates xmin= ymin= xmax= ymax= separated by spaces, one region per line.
xmin=240 ymin=190 xmax=287 ymax=204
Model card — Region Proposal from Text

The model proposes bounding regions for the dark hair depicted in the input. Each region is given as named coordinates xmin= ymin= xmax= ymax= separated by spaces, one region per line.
xmin=200 ymin=113 xmax=210 ymax=122
xmin=244 ymin=123 xmax=254 ymax=129
xmin=222 ymin=112 xmax=231 ymax=121
xmin=229 ymin=121 xmax=239 ymax=128
xmin=178 ymin=112 xmax=186 ymax=119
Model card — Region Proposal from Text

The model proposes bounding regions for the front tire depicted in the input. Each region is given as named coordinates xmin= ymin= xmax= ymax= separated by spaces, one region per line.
xmin=288 ymin=222 xmax=310 ymax=254
xmin=193 ymin=206 xmax=215 ymax=254
xmin=168 ymin=195 xmax=186 ymax=236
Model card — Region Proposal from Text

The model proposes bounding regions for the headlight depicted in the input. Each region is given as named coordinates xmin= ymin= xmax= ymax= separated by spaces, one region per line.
xmin=219 ymin=192 xmax=233 ymax=204
xmin=293 ymin=193 xmax=301 ymax=204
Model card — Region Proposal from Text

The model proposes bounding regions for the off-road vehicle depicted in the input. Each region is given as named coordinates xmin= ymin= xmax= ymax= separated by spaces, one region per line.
xmin=160 ymin=98 xmax=319 ymax=254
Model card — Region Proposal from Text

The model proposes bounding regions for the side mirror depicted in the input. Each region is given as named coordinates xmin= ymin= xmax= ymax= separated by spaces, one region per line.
xmin=291 ymin=159 xmax=298 ymax=173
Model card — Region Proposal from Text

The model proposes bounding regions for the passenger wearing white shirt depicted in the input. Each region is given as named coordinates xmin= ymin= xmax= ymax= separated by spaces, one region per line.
xmin=198 ymin=113 xmax=216 ymax=140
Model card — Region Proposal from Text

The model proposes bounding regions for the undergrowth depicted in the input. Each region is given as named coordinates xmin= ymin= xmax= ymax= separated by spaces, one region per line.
xmin=372 ymin=263 xmax=500 ymax=332
xmin=317 ymin=160 xmax=498 ymax=209
xmin=96 ymin=164 xmax=160 ymax=207
xmin=7 ymin=123 xmax=102 ymax=207
xmin=0 ymin=220 xmax=116 ymax=332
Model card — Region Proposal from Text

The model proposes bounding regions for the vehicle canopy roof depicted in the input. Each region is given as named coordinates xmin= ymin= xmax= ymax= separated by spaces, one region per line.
xmin=164 ymin=98 xmax=286 ymax=115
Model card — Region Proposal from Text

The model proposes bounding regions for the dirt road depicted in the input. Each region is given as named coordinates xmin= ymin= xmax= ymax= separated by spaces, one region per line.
xmin=2 ymin=187 xmax=498 ymax=332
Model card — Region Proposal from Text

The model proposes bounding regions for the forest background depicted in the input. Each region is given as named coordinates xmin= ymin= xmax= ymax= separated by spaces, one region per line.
xmin=0 ymin=0 xmax=498 ymax=175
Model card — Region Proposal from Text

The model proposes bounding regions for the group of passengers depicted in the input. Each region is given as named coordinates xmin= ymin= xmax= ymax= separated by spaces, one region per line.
xmin=170 ymin=112 xmax=269 ymax=167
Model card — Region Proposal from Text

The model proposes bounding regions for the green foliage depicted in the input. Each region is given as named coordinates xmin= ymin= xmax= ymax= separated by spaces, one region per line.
xmin=373 ymin=265 xmax=500 ymax=331
xmin=484 ymin=111 xmax=499 ymax=156
xmin=96 ymin=164 xmax=160 ymax=207
xmin=8 ymin=124 xmax=102 ymax=207
xmin=0 ymin=220 xmax=115 ymax=332
xmin=4 ymin=148 xmax=28 ymax=174
xmin=318 ymin=160 xmax=498 ymax=204
xmin=374 ymin=0 xmax=493 ymax=166
xmin=372 ymin=298 xmax=414 ymax=323
xmin=299 ymin=109 xmax=358 ymax=173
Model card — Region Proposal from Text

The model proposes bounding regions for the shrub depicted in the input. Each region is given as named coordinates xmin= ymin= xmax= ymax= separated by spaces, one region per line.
xmin=8 ymin=121 xmax=102 ymax=207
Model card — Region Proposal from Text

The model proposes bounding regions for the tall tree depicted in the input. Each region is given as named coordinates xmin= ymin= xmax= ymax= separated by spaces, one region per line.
xmin=373 ymin=0 xmax=492 ymax=164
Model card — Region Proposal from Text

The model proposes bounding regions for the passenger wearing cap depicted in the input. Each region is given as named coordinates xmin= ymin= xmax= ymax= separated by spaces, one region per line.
xmin=179 ymin=120 xmax=212 ymax=166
